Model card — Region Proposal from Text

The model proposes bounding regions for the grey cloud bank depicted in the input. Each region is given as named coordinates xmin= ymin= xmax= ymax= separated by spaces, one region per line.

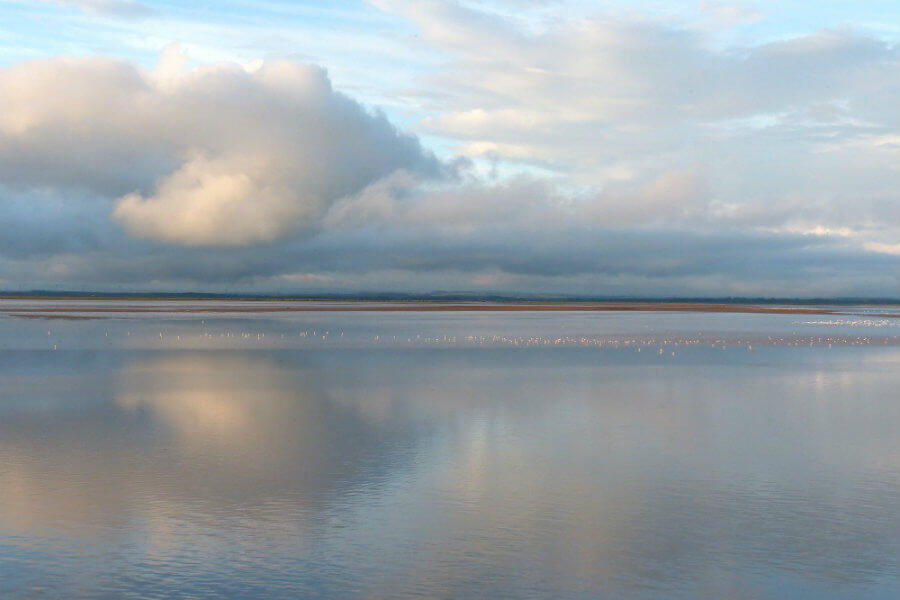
xmin=1 ymin=196 xmax=894 ymax=297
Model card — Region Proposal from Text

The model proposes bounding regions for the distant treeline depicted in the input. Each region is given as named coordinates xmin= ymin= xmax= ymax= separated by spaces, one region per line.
xmin=1 ymin=290 xmax=898 ymax=305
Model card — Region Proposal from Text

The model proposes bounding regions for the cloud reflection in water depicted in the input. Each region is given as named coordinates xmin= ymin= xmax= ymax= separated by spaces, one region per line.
xmin=1 ymin=346 xmax=899 ymax=598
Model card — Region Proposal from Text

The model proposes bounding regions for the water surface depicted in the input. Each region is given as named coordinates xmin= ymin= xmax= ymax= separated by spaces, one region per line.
xmin=1 ymin=302 xmax=899 ymax=598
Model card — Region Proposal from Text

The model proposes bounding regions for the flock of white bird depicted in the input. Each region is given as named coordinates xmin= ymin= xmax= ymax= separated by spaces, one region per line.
xmin=40 ymin=324 xmax=900 ymax=352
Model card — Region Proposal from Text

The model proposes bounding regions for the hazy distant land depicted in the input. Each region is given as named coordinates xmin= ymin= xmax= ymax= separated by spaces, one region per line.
xmin=2 ymin=297 xmax=900 ymax=318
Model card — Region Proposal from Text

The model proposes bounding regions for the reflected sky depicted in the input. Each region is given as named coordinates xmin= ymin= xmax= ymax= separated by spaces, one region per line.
xmin=1 ymin=311 xmax=900 ymax=598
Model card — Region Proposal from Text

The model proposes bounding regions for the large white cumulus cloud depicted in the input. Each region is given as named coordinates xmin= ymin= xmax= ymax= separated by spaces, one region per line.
xmin=0 ymin=45 xmax=439 ymax=246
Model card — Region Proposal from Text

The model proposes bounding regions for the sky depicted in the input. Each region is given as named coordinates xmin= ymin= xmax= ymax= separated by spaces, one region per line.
xmin=0 ymin=0 xmax=897 ymax=297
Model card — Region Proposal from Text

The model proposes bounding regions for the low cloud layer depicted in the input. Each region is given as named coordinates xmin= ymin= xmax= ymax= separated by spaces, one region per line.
xmin=2 ymin=177 xmax=896 ymax=297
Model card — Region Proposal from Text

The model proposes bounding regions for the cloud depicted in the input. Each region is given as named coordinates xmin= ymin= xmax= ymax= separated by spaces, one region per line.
xmin=0 ymin=45 xmax=440 ymax=246
xmin=379 ymin=0 xmax=899 ymax=239
xmin=44 ymin=0 xmax=157 ymax=20
xmin=3 ymin=176 xmax=897 ymax=297
xmin=864 ymin=242 xmax=900 ymax=256
xmin=0 ymin=151 xmax=897 ymax=297
xmin=113 ymin=154 xmax=320 ymax=247
xmin=697 ymin=1 xmax=763 ymax=29
xmin=326 ymin=169 xmax=710 ymax=231
xmin=0 ymin=5 xmax=898 ymax=296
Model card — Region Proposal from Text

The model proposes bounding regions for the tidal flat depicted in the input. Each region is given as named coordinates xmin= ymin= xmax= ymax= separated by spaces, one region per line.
xmin=1 ymin=300 xmax=899 ymax=599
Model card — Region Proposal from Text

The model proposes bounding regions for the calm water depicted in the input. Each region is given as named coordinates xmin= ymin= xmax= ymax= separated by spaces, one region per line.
xmin=1 ymin=302 xmax=899 ymax=599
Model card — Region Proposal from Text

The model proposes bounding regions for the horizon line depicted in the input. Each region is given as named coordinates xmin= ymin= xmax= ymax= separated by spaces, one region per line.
xmin=1 ymin=290 xmax=899 ymax=306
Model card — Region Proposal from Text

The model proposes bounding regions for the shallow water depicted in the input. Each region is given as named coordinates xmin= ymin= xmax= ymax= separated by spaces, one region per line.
xmin=1 ymin=303 xmax=899 ymax=599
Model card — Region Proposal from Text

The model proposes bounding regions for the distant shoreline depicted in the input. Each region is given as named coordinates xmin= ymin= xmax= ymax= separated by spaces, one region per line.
xmin=2 ymin=299 xmax=900 ymax=318
xmin=1 ymin=293 xmax=898 ymax=306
